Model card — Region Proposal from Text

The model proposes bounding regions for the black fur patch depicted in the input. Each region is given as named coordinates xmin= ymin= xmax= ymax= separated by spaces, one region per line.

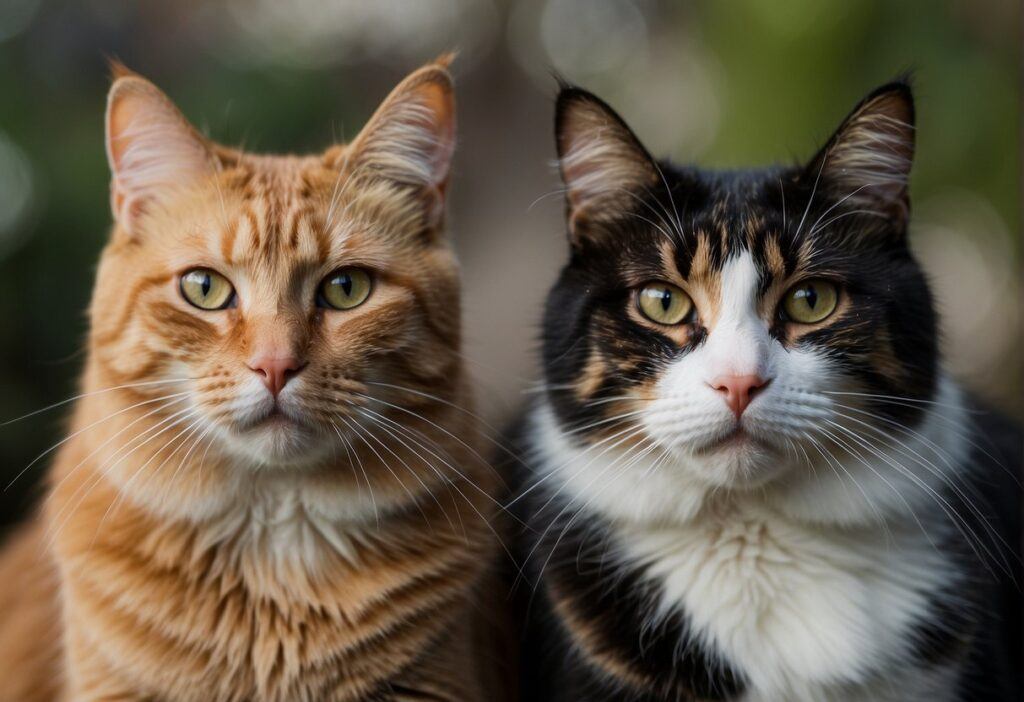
xmin=516 ymin=486 xmax=746 ymax=701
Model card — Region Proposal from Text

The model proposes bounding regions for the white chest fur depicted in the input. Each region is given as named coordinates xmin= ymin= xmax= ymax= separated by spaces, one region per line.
xmin=618 ymin=502 xmax=954 ymax=699
xmin=193 ymin=473 xmax=372 ymax=583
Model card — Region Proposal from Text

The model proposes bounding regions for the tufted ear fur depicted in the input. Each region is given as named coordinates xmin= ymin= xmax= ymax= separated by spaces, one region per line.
xmin=105 ymin=64 xmax=217 ymax=236
xmin=803 ymin=81 xmax=916 ymax=223
xmin=343 ymin=56 xmax=456 ymax=231
xmin=555 ymin=86 xmax=661 ymax=243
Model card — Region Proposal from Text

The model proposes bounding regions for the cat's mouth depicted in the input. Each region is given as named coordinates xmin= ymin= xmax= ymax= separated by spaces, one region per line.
xmin=222 ymin=400 xmax=333 ymax=467
xmin=238 ymin=403 xmax=305 ymax=433
xmin=692 ymin=425 xmax=769 ymax=455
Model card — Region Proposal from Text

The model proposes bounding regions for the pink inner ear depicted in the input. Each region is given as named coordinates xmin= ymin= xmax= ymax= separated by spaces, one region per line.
xmin=104 ymin=79 xmax=214 ymax=231
xmin=815 ymin=89 xmax=915 ymax=216
xmin=418 ymin=81 xmax=455 ymax=188
xmin=347 ymin=69 xmax=456 ymax=195
xmin=555 ymin=94 xmax=660 ymax=227
xmin=107 ymin=94 xmax=143 ymax=172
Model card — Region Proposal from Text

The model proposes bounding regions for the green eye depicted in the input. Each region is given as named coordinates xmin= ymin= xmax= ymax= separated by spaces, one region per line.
xmin=782 ymin=279 xmax=839 ymax=324
xmin=319 ymin=268 xmax=372 ymax=310
xmin=180 ymin=268 xmax=234 ymax=310
xmin=637 ymin=283 xmax=693 ymax=325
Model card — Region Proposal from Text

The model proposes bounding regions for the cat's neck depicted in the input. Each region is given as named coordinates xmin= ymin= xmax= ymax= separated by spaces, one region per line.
xmin=47 ymin=396 xmax=492 ymax=600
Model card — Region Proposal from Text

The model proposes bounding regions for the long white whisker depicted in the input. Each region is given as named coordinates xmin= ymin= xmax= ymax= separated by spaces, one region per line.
xmin=5 ymin=391 xmax=190 ymax=491
xmin=349 ymin=409 xmax=454 ymax=531
xmin=0 ymin=378 xmax=193 ymax=428
xmin=332 ymin=421 xmax=378 ymax=528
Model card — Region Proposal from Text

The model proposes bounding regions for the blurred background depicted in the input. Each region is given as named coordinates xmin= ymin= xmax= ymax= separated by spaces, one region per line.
xmin=0 ymin=0 xmax=1018 ymax=528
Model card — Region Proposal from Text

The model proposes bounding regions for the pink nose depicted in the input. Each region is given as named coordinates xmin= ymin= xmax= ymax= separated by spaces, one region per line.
xmin=248 ymin=356 xmax=305 ymax=397
xmin=710 ymin=374 xmax=769 ymax=418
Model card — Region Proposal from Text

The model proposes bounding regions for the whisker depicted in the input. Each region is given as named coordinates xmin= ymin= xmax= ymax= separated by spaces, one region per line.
xmin=5 ymin=391 xmax=190 ymax=491
xmin=793 ymin=148 xmax=828 ymax=238
xmin=352 ymin=404 xmax=512 ymax=515
xmin=822 ymin=390 xmax=979 ymax=412
xmin=332 ymin=421 xmax=379 ymax=529
xmin=350 ymin=391 xmax=506 ymax=488
xmin=805 ymin=183 xmax=875 ymax=235
xmin=363 ymin=381 xmax=529 ymax=475
xmin=527 ymin=186 xmax=568 ymax=212
xmin=47 ymin=408 xmax=199 ymax=547
xmin=529 ymin=437 xmax=659 ymax=593
xmin=337 ymin=415 xmax=431 ymax=527
xmin=348 ymin=408 xmax=455 ymax=531
xmin=44 ymin=398 xmax=193 ymax=524
xmin=0 ymin=377 xmax=194 ymax=428
xmin=826 ymin=419 xmax=1014 ymax=579
xmin=352 ymin=406 xmax=521 ymax=562
xmin=507 ymin=421 xmax=646 ymax=508
xmin=92 ymin=415 xmax=207 ymax=543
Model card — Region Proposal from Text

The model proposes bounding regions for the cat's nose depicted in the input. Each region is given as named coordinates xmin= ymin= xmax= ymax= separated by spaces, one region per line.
xmin=248 ymin=355 xmax=306 ymax=397
xmin=709 ymin=374 xmax=770 ymax=418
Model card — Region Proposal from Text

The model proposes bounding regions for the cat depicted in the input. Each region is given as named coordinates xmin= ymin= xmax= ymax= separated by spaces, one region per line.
xmin=0 ymin=58 xmax=508 ymax=702
xmin=511 ymin=81 xmax=1022 ymax=701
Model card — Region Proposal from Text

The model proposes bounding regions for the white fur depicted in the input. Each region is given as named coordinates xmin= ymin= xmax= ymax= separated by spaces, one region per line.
xmin=197 ymin=471 xmax=370 ymax=576
xmin=214 ymin=374 xmax=333 ymax=467
xmin=531 ymin=251 xmax=975 ymax=700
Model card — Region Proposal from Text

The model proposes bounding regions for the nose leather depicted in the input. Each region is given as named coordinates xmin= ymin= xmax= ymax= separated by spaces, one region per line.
xmin=710 ymin=374 xmax=769 ymax=418
xmin=248 ymin=355 xmax=305 ymax=397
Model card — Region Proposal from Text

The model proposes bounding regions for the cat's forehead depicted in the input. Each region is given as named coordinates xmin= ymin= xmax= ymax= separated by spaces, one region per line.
xmin=646 ymin=166 xmax=801 ymax=282
xmin=196 ymin=156 xmax=328 ymax=268
xmin=677 ymin=167 xmax=784 ymax=231
xmin=227 ymin=153 xmax=331 ymax=202
xmin=197 ymin=152 xmax=414 ymax=271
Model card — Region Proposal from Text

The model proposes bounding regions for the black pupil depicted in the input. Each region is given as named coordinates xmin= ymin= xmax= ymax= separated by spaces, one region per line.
xmin=338 ymin=274 xmax=353 ymax=297
xmin=200 ymin=273 xmax=211 ymax=297
xmin=659 ymin=288 xmax=671 ymax=311
xmin=802 ymin=285 xmax=818 ymax=309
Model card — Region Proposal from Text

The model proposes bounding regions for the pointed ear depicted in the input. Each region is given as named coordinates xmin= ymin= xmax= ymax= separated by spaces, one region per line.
xmin=555 ymin=87 xmax=660 ymax=239
xmin=105 ymin=69 xmax=216 ymax=235
xmin=805 ymin=81 xmax=915 ymax=221
xmin=344 ymin=57 xmax=456 ymax=229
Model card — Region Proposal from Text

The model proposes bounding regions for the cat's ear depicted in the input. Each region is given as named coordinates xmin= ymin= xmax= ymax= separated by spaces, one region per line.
xmin=105 ymin=65 xmax=217 ymax=235
xmin=804 ymin=81 xmax=915 ymax=221
xmin=343 ymin=56 xmax=456 ymax=229
xmin=555 ymin=87 xmax=660 ymax=240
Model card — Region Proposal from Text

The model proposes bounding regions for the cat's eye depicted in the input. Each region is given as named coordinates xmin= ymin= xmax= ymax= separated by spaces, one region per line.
xmin=637 ymin=283 xmax=693 ymax=325
xmin=319 ymin=268 xmax=372 ymax=310
xmin=180 ymin=268 xmax=235 ymax=310
xmin=781 ymin=279 xmax=839 ymax=324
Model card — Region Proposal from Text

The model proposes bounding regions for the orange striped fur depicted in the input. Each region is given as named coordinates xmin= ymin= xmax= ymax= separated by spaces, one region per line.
xmin=0 ymin=58 xmax=507 ymax=701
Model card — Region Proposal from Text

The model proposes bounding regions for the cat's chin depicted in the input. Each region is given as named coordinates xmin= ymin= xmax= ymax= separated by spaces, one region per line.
xmin=682 ymin=430 xmax=789 ymax=489
xmin=223 ymin=417 xmax=332 ymax=469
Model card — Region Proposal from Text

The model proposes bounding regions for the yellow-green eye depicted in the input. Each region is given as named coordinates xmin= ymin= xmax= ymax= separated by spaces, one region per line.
xmin=319 ymin=268 xmax=372 ymax=310
xmin=180 ymin=268 xmax=234 ymax=310
xmin=782 ymin=280 xmax=839 ymax=323
xmin=637 ymin=283 xmax=693 ymax=325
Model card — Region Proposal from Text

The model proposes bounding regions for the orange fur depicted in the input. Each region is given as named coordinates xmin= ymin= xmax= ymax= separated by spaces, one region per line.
xmin=0 ymin=60 xmax=506 ymax=701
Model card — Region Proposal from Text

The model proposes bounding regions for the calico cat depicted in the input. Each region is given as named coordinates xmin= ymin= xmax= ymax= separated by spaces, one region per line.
xmin=0 ymin=59 xmax=507 ymax=701
xmin=513 ymin=81 xmax=1022 ymax=701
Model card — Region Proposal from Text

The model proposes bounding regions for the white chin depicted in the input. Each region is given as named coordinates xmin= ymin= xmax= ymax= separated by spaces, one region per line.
xmin=682 ymin=436 xmax=787 ymax=489
xmin=227 ymin=422 xmax=329 ymax=468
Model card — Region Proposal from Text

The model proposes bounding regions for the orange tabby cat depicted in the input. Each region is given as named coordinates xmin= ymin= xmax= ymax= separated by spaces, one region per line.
xmin=0 ymin=58 xmax=506 ymax=701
